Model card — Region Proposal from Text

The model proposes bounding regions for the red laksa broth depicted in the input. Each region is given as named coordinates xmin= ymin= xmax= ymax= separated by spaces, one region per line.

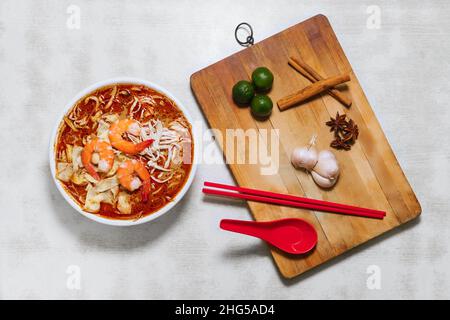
xmin=54 ymin=83 xmax=193 ymax=220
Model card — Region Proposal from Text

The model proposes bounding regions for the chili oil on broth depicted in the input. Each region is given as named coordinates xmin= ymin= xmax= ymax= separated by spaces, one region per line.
xmin=54 ymin=83 xmax=193 ymax=220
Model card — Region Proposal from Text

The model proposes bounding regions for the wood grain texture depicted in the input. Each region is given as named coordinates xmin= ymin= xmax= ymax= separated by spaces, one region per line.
xmin=190 ymin=14 xmax=421 ymax=279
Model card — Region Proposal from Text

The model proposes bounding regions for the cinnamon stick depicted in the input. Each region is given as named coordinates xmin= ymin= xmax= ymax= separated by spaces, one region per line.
xmin=289 ymin=57 xmax=352 ymax=108
xmin=277 ymin=74 xmax=350 ymax=111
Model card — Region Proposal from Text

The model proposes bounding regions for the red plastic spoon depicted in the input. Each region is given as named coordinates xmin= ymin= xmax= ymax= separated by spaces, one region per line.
xmin=220 ymin=218 xmax=318 ymax=255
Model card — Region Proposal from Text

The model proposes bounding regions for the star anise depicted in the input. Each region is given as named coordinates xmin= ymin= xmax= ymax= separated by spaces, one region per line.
xmin=325 ymin=113 xmax=359 ymax=151
xmin=326 ymin=112 xmax=347 ymax=136
xmin=330 ymin=136 xmax=351 ymax=150
xmin=342 ymin=119 xmax=359 ymax=144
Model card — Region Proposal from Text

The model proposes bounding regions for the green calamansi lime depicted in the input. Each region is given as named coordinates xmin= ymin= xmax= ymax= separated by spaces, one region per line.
xmin=232 ymin=80 xmax=255 ymax=105
xmin=250 ymin=95 xmax=273 ymax=119
xmin=252 ymin=67 xmax=274 ymax=92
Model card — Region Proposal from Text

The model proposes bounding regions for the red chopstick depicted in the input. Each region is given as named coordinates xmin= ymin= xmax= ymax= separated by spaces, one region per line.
xmin=203 ymin=181 xmax=385 ymax=219
xmin=205 ymin=181 xmax=385 ymax=216
xmin=203 ymin=188 xmax=383 ymax=219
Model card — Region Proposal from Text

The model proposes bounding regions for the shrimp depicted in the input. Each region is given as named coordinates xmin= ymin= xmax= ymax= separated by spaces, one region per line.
xmin=81 ymin=138 xmax=115 ymax=180
xmin=117 ymin=159 xmax=151 ymax=202
xmin=108 ymin=119 xmax=153 ymax=155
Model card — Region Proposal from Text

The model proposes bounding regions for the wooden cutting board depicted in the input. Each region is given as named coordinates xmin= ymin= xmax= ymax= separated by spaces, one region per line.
xmin=190 ymin=14 xmax=421 ymax=278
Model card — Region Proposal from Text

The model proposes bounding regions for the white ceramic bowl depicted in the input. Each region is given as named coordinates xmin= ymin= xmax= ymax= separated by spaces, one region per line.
xmin=49 ymin=77 xmax=198 ymax=226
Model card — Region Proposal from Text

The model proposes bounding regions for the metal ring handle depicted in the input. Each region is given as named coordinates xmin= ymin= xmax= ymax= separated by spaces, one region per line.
xmin=235 ymin=22 xmax=254 ymax=47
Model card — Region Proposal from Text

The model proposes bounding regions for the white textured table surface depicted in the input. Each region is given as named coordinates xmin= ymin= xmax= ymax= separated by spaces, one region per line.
xmin=0 ymin=0 xmax=448 ymax=299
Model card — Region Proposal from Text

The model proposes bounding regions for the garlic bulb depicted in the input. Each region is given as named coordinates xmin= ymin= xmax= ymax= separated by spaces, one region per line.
xmin=313 ymin=150 xmax=339 ymax=180
xmin=310 ymin=150 xmax=340 ymax=188
xmin=291 ymin=146 xmax=318 ymax=171
xmin=291 ymin=135 xmax=318 ymax=171
xmin=291 ymin=136 xmax=340 ymax=189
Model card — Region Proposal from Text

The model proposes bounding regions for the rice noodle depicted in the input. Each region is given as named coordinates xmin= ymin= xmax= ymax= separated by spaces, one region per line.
xmin=85 ymin=96 xmax=100 ymax=110
xmin=64 ymin=117 xmax=78 ymax=132
xmin=129 ymin=97 xmax=139 ymax=115
xmin=104 ymin=86 xmax=117 ymax=110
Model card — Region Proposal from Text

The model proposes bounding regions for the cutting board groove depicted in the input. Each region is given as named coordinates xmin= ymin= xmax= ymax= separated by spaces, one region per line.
xmin=191 ymin=15 xmax=421 ymax=278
